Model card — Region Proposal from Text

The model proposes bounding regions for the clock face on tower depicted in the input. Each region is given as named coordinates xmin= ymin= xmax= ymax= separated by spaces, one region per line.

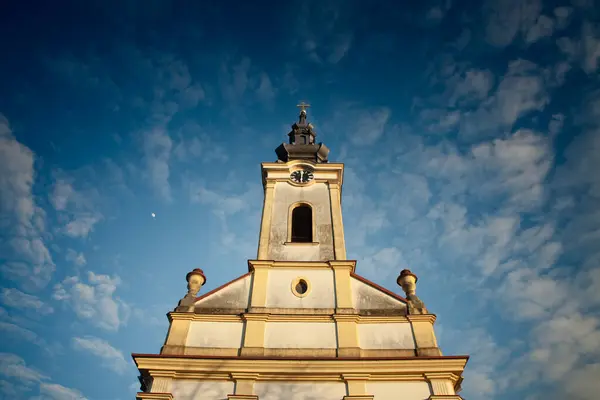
xmin=290 ymin=169 xmax=314 ymax=184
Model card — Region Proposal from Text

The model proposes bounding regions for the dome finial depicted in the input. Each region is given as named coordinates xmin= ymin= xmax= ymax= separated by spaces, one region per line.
xmin=296 ymin=101 xmax=310 ymax=124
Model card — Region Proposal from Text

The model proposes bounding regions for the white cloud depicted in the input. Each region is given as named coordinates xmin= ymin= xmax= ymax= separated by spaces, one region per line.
xmin=0 ymin=354 xmax=85 ymax=399
xmin=0 ymin=322 xmax=45 ymax=347
xmin=142 ymin=127 xmax=173 ymax=202
xmin=525 ymin=15 xmax=555 ymax=44
xmin=64 ymin=215 xmax=102 ymax=238
xmin=563 ymin=364 xmax=600 ymax=400
xmin=0 ymin=114 xmax=55 ymax=289
xmin=37 ymin=382 xmax=86 ymax=400
xmin=256 ymin=72 xmax=276 ymax=101
xmin=72 ymin=336 xmax=128 ymax=374
xmin=65 ymin=249 xmax=86 ymax=267
xmin=1 ymin=288 xmax=54 ymax=314
xmin=293 ymin=2 xmax=353 ymax=64
xmin=461 ymin=60 xmax=549 ymax=138
xmin=190 ymin=183 xmax=259 ymax=218
xmin=53 ymin=271 xmax=130 ymax=331
xmin=483 ymin=0 xmax=542 ymax=47
xmin=172 ymin=122 xmax=228 ymax=163
xmin=50 ymin=179 xmax=103 ymax=238
xmin=219 ymin=57 xmax=252 ymax=102
xmin=359 ymin=247 xmax=407 ymax=279
xmin=0 ymin=353 xmax=47 ymax=382
xmin=553 ymin=7 xmax=573 ymax=30
xmin=0 ymin=379 xmax=18 ymax=397
xmin=557 ymin=21 xmax=600 ymax=74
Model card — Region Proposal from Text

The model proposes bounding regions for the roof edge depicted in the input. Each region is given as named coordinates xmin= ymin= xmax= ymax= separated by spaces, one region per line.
xmin=132 ymin=352 xmax=469 ymax=362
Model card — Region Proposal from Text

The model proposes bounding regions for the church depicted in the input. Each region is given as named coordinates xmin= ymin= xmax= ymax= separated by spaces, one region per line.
xmin=133 ymin=105 xmax=469 ymax=400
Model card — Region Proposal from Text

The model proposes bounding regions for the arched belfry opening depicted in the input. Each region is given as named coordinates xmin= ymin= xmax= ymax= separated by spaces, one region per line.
xmin=291 ymin=204 xmax=312 ymax=243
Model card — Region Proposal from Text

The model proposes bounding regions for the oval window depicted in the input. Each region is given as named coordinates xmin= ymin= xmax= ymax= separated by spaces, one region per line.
xmin=295 ymin=279 xmax=308 ymax=294
xmin=291 ymin=277 xmax=310 ymax=297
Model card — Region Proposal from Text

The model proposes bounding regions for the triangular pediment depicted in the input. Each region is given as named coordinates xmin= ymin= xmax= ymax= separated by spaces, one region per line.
xmin=194 ymin=273 xmax=252 ymax=310
xmin=350 ymin=273 xmax=408 ymax=313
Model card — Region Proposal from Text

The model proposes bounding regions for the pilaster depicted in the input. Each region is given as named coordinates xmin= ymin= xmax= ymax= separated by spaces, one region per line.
xmin=329 ymin=182 xmax=347 ymax=260
xmin=161 ymin=313 xmax=194 ymax=354
xmin=330 ymin=260 xmax=355 ymax=311
xmin=228 ymin=373 xmax=259 ymax=399
xmin=248 ymin=260 xmax=272 ymax=309
xmin=342 ymin=374 xmax=373 ymax=399
xmin=146 ymin=372 xmax=175 ymax=397
xmin=425 ymin=373 xmax=460 ymax=397
xmin=257 ymin=181 xmax=276 ymax=259
xmin=240 ymin=314 xmax=268 ymax=356
xmin=136 ymin=393 xmax=173 ymax=400
xmin=408 ymin=314 xmax=442 ymax=356
xmin=334 ymin=315 xmax=360 ymax=357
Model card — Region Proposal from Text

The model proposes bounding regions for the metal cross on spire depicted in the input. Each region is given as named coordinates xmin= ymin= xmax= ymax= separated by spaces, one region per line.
xmin=296 ymin=102 xmax=311 ymax=112
xmin=296 ymin=102 xmax=310 ymax=124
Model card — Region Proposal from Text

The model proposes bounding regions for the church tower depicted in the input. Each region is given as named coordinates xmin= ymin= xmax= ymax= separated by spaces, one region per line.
xmin=133 ymin=106 xmax=468 ymax=400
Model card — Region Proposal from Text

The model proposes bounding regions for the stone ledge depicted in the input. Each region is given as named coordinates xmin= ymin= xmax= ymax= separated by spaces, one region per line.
xmin=161 ymin=346 xmax=422 ymax=358
xmin=417 ymin=347 xmax=442 ymax=357
xmin=428 ymin=396 xmax=463 ymax=399
xmin=136 ymin=393 xmax=173 ymax=400
xmin=227 ymin=395 xmax=259 ymax=400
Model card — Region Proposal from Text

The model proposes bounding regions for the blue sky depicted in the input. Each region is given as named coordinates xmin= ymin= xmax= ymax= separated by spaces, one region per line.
xmin=1 ymin=0 xmax=599 ymax=399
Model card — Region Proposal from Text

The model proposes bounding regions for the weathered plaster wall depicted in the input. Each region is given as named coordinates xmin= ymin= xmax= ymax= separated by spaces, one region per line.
xmin=366 ymin=381 xmax=431 ymax=399
xmin=266 ymin=268 xmax=335 ymax=308
xmin=264 ymin=322 xmax=337 ymax=348
xmin=268 ymin=183 xmax=334 ymax=261
xmin=195 ymin=275 xmax=251 ymax=309
xmin=358 ymin=323 xmax=416 ymax=349
xmin=186 ymin=321 xmax=244 ymax=348
xmin=254 ymin=381 xmax=346 ymax=400
xmin=171 ymin=380 xmax=234 ymax=400
xmin=351 ymin=277 xmax=406 ymax=311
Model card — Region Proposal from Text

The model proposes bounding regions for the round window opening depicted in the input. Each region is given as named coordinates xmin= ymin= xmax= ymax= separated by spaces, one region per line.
xmin=291 ymin=277 xmax=311 ymax=298
xmin=295 ymin=279 xmax=308 ymax=295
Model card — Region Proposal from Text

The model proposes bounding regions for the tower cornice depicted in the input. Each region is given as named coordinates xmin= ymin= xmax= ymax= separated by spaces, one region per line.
xmin=261 ymin=160 xmax=344 ymax=190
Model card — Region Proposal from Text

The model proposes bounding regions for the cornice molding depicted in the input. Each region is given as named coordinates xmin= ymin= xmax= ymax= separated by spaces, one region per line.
xmin=133 ymin=355 xmax=469 ymax=378
xmin=407 ymin=314 xmax=437 ymax=324
xmin=169 ymin=311 xmax=425 ymax=324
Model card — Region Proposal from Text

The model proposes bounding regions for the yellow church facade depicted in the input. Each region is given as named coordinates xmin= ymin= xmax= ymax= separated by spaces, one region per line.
xmin=133 ymin=106 xmax=468 ymax=400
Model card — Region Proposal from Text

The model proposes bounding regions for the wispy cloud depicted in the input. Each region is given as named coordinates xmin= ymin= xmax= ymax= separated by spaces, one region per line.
xmin=0 ymin=115 xmax=55 ymax=290
xmin=36 ymin=382 xmax=87 ymax=400
xmin=50 ymin=178 xmax=103 ymax=238
xmin=52 ymin=271 xmax=130 ymax=331
xmin=65 ymin=249 xmax=86 ymax=267
xmin=292 ymin=2 xmax=354 ymax=64
xmin=0 ymin=353 xmax=85 ymax=399
xmin=142 ymin=127 xmax=173 ymax=202
xmin=1 ymin=288 xmax=54 ymax=315
xmin=72 ymin=336 xmax=129 ymax=375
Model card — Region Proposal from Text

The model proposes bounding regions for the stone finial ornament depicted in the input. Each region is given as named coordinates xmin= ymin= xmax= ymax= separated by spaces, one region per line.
xmin=397 ymin=269 xmax=428 ymax=315
xmin=175 ymin=268 xmax=206 ymax=312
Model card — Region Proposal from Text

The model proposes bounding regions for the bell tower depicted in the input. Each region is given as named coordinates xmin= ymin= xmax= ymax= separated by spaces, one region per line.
xmin=258 ymin=104 xmax=346 ymax=262
xmin=133 ymin=105 xmax=469 ymax=400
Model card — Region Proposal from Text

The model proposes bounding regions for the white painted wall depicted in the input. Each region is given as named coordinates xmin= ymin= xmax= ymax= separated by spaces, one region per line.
xmin=264 ymin=322 xmax=337 ymax=348
xmin=255 ymin=381 xmax=346 ymax=400
xmin=195 ymin=275 xmax=251 ymax=309
xmin=268 ymin=183 xmax=335 ymax=261
xmin=367 ymin=381 xmax=431 ymax=400
xmin=171 ymin=380 xmax=234 ymax=400
xmin=351 ymin=276 xmax=407 ymax=311
xmin=186 ymin=321 xmax=244 ymax=348
xmin=358 ymin=323 xmax=416 ymax=349
xmin=266 ymin=268 xmax=335 ymax=308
